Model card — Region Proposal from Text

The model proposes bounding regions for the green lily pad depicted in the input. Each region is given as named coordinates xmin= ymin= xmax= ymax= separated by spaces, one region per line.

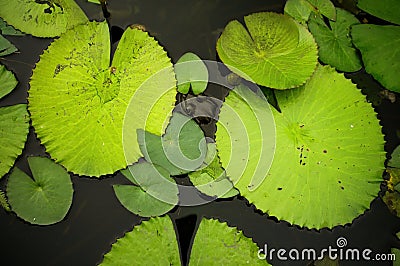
xmin=188 ymin=143 xmax=239 ymax=198
xmin=114 ymin=162 xmax=178 ymax=217
xmin=0 ymin=189 xmax=10 ymax=212
xmin=29 ymin=21 xmax=176 ymax=177
xmin=175 ymin=52 xmax=208 ymax=95
xmin=284 ymin=0 xmax=314 ymax=24
xmin=138 ymin=112 xmax=207 ymax=176
xmin=217 ymin=12 xmax=318 ymax=89
xmin=0 ymin=17 xmax=24 ymax=36
xmin=357 ymin=0 xmax=400 ymax=25
xmin=389 ymin=146 xmax=400 ymax=168
xmin=308 ymin=8 xmax=362 ymax=72
xmin=216 ymin=84 xmax=275 ymax=192
xmin=352 ymin=24 xmax=400 ymax=93
xmin=189 ymin=218 xmax=270 ymax=265
xmin=100 ymin=216 xmax=181 ymax=265
xmin=0 ymin=104 xmax=29 ymax=179
xmin=0 ymin=64 xmax=18 ymax=99
xmin=217 ymin=65 xmax=385 ymax=229
xmin=0 ymin=35 xmax=17 ymax=56
xmin=7 ymin=156 xmax=73 ymax=225
xmin=0 ymin=0 xmax=88 ymax=37
xmin=307 ymin=0 xmax=336 ymax=21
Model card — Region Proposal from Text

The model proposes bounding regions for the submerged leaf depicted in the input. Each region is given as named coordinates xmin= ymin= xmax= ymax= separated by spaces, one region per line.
xmin=7 ymin=156 xmax=73 ymax=225
xmin=308 ymin=8 xmax=362 ymax=72
xmin=0 ymin=35 xmax=17 ymax=56
xmin=0 ymin=104 xmax=29 ymax=179
xmin=100 ymin=216 xmax=181 ymax=265
xmin=217 ymin=12 xmax=318 ymax=89
xmin=114 ymin=162 xmax=178 ymax=217
xmin=382 ymin=168 xmax=400 ymax=217
xmin=29 ymin=21 xmax=176 ymax=177
xmin=175 ymin=52 xmax=208 ymax=95
xmin=217 ymin=65 xmax=385 ymax=229
xmin=352 ymin=24 xmax=400 ymax=93
xmin=189 ymin=218 xmax=270 ymax=265
xmin=357 ymin=0 xmax=400 ymax=25
xmin=0 ymin=64 xmax=18 ymax=99
xmin=138 ymin=112 xmax=207 ymax=176
xmin=0 ymin=0 xmax=88 ymax=37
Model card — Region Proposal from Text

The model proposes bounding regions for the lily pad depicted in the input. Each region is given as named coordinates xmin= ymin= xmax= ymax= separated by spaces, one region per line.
xmin=0 ymin=189 xmax=10 ymax=212
xmin=7 ymin=156 xmax=73 ymax=225
xmin=357 ymin=0 xmax=400 ymax=25
xmin=216 ymin=84 xmax=275 ymax=192
xmin=217 ymin=65 xmax=385 ymax=229
xmin=29 ymin=21 xmax=176 ymax=177
xmin=175 ymin=52 xmax=208 ymax=95
xmin=189 ymin=218 xmax=270 ymax=265
xmin=188 ymin=142 xmax=239 ymax=198
xmin=0 ymin=17 xmax=24 ymax=36
xmin=100 ymin=216 xmax=181 ymax=265
xmin=0 ymin=35 xmax=17 ymax=56
xmin=352 ymin=24 xmax=400 ymax=93
xmin=0 ymin=64 xmax=18 ymax=99
xmin=307 ymin=0 xmax=336 ymax=20
xmin=114 ymin=162 xmax=179 ymax=217
xmin=217 ymin=12 xmax=318 ymax=89
xmin=308 ymin=8 xmax=362 ymax=72
xmin=389 ymin=146 xmax=400 ymax=168
xmin=0 ymin=104 xmax=29 ymax=179
xmin=138 ymin=112 xmax=207 ymax=176
xmin=0 ymin=0 xmax=88 ymax=37
xmin=284 ymin=0 xmax=314 ymax=24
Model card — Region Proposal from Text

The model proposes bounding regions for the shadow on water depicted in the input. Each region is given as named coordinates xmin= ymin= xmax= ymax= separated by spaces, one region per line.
xmin=1 ymin=0 xmax=400 ymax=265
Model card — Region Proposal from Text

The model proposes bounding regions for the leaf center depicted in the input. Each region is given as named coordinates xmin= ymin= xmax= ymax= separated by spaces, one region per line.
xmin=95 ymin=67 xmax=120 ymax=104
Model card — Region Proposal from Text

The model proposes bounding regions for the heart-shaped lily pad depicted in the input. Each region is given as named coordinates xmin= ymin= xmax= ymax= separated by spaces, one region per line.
xmin=29 ymin=21 xmax=176 ymax=177
xmin=0 ymin=104 xmax=29 ymax=179
xmin=217 ymin=12 xmax=318 ymax=89
xmin=217 ymin=65 xmax=385 ymax=229
xmin=0 ymin=0 xmax=88 ymax=37
xmin=175 ymin=52 xmax=208 ymax=95
xmin=7 ymin=156 xmax=73 ymax=225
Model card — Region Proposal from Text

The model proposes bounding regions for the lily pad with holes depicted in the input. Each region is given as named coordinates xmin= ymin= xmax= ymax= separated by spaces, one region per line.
xmin=0 ymin=104 xmax=29 ymax=179
xmin=189 ymin=218 xmax=270 ymax=265
xmin=308 ymin=8 xmax=362 ymax=72
xmin=357 ymin=0 xmax=400 ymax=25
xmin=216 ymin=84 xmax=275 ymax=192
xmin=217 ymin=12 xmax=318 ymax=89
xmin=175 ymin=52 xmax=208 ymax=95
xmin=217 ymin=65 xmax=385 ymax=229
xmin=0 ymin=35 xmax=17 ymax=56
xmin=352 ymin=24 xmax=400 ymax=93
xmin=114 ymin=162 xmax=178 ymax=217
xmin=188 ymin=143 xmax=239 ymax=198
xmin=100 ymin=216 xmax=181 ymax=265
xmin=138 ymin=112 xmax=207 ymax=176
xmin=0 ymin=0 xmax=88 ymax=37
xmin=7 ymin=156 xmax=73 ymax=225
xmin=0 ymin=64 xmax=18 ymax=99
xmin=29 ymin=21 xmax=176 ymax=177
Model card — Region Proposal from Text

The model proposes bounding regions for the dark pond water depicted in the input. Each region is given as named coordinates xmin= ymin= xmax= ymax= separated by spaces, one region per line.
xmin=1 ymin=0 xmax=400 ymax=265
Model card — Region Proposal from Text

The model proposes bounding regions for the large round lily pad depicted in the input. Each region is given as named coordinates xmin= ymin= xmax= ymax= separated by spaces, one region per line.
xmin=29 ymin=21 xmax=176 ymax=177
xmin=0 ymin=0 xmax=88 ymax=37
xmin=217 ymin=12 xmax=318 ymax=89
xmin=0 ymin=104 xmax=29 ymax=179
xmin=7 ymin=156 xmax=73 ymax=225
xmin=217 ymin=65 xmax=385 ymax=229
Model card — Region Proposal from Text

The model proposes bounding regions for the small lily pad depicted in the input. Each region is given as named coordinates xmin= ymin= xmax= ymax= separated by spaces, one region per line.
xmin=0 ymin=64 xmax=18 ymax=99
xmin=0 ymin=104 xmax=29 ymax=179
xmin=0 ymin=0 xmax=88 ymax=37
xmin=189 ymin=218 xmax=270 ymax=265
xmin=138 ymin=112 xmax=207 ymax=176
xmin=0 ymin=17 xmax=24 ymax=36
xmin=352 ymin=24 xmax=400 ymax=93
xmin=175 ymin=52 xmax=208 ymax=95
xmin=0 ymin=35 xmax=17 ymax=56
xmin=217 ymin=12 xmax=318 ymax=89
xmin=114 ymin=162 xmax=178 ymax=217
xmin=307 ymin=0 xmax=336 ymax=21
xmin=284 ymin=0 xmax=314 ymax=24
xmin=100 ymin=216 xmax=181 ymax=265
xmin=357 ymin=0 xmax=400 ymax=25
xmin=308 ymin=8 xmax=362 ymax=72
xmin=388 ymin=146 xmax=400 ymax=168
xmin=7 ymin=156 xmax=73 ymax=225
